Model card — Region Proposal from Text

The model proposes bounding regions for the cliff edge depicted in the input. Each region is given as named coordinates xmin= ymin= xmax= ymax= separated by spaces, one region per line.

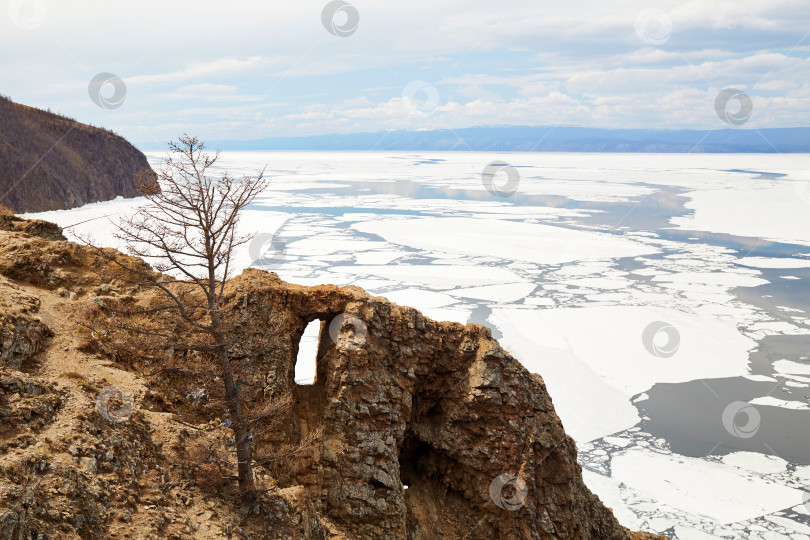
xmin=0 ymin=217 xmax=666 ymax=539
xmin=0 ymin=96 xmax=154 ymax=213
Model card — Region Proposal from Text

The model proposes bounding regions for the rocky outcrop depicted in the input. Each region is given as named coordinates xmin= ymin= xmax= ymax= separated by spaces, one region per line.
xmin=0 ymin=369 xmax=64 ymax=446
xmin=0 ymin=221 xmax=665 ymax=539
xmin=0 ymin=278 xmax=52 ymax=371
xmin=0 ymin=95 xmax=154 ymax=213
xmin=219 ymin=270 xmax=660 ymax=539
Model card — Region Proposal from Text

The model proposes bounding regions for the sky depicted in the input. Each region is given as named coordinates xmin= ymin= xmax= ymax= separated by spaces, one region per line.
xmin=2 ymin=0 xmax=809 ymax=147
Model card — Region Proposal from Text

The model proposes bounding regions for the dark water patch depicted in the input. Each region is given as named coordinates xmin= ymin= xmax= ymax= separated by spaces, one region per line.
xmin=615 ymin=256 xmax=656 ymax=277
xmin=582 ymin=188 xmax=691 ymax=231
xmin=641 ymin=336 xmax=810 ymax=464
xmin=272 ymin=178 xmax=810 ymax=265
xmin=467 ymin=304 xmax=502 ymax=340
xmin=655 ymin=228 xmax=810 ymax=259
xmin=734 ymin=268 xmax=810 ymax=322
xmin=723 ymin=169 xmax=788 ymax=180
xmin=638 ymin=376 xmax=810 ymax=464
xmin=747 ymin=335 xmax=810 ymax=375
xmin=323 ymin=179 xmax=695 ymax=232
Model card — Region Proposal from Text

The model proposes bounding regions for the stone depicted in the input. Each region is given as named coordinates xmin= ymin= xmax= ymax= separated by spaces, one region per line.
xmin=221 ymin=269 xmax=665 ymax=539
xmin=79 ymin=457 xmax=97 ymax=474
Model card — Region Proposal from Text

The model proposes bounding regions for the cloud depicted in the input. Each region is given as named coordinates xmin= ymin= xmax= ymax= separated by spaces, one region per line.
xmin=2 ymin=0 xmax=808 ymax=142
xmin=153 ymin=83 xmax=264 ymax=102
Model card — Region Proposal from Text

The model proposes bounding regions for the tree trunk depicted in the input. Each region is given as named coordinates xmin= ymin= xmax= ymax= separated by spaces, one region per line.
xmin=212 ymin=313 xmax=255 ymax=501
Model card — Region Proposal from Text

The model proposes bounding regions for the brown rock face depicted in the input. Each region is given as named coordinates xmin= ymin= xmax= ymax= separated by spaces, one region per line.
xmin=225 ymin=270 xmax=661 ymax=539
xmin=0 ymin=222 xmax=665 ymax=539
xmin=0 ymin=271 xmax=52 ymax=371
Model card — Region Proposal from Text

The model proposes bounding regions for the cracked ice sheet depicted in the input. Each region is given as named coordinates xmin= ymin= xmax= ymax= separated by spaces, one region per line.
xmin=327 ymin=263 xmax=527 ymax=289
xmin=749 ymin=396 xmax=810 ymax=410
xmin=672 ymin=180 xmax=810 ymax=247
xmin=353 ymin=251 xmax=409 ymax=265
xmin=381 ymin=289 xmax=456 ymax=309
xmin=336 ymin=197 xmax=589 ymax=219
xmin=581 ymin=470 xmax=641 ymax=530
xmin=377 ymin=289 xmax=471 ymax=323
xmin=352 ymin=216 xmax=658 ymax=266
xmin=285 ymin=236 xmax=389 ymax=256
xmin=611 ymin=448 xmax=805 ymax=525
xmin=447 ymin=282 xmax=537 ymax=303
xmin=736 ymin=257 xmax=810 ymax=269
xmin=24 ymin=199 xmax=296 ymax=279
xmin=22 ymin=196 xmax=147 ymax=249
xmin=490 ymin=306 xmax=755 ymax=443
xmin=720 ymin=452 xmax=788 ymax=474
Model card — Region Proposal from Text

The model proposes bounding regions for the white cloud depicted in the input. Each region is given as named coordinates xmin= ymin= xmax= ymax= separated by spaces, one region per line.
xmin=2 ymin=0 xmax=808 ymax=141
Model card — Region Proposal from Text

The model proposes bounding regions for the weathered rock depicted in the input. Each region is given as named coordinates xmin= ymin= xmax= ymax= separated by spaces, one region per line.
xmin=222 ymin=269 xmax=663 ymax=539
xmin=0 ymin=368 xmax=63 ymax=437
xmin=0 ymin=280 xmax=52 ymax=371
xmin=0 ymin=508 xmax=30 ymax=540
xmin=255 ymin=486 xmax=330 ymax=539
xmin=0 ymin=316 xmax=51 ymax=371
xmin=0 ymin=214 xmax=66 ymax=241
xmin=0 ymin=221 xmax=666 ymax=539
xmin=80 ymin=457 xmax=98 ymax=474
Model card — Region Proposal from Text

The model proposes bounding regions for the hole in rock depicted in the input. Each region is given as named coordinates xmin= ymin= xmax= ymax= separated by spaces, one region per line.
xmin=295 ymin=320 xmax=320 ymax=385
xmin=399 ymin=434 xmax=435 ymax=490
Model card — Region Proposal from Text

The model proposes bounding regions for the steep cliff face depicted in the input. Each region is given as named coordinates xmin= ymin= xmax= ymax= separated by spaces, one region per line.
xmin=0 ymin=219 xmax=666 ymax=539
xmin=224 ymin=271 xmax=658 ymax=539
xmin=0 ymin=96 xmax=154 ymax=212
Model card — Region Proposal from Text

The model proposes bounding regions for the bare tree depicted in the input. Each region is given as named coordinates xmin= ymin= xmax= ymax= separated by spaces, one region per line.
xmin=94 ymin=135 xmax=269 ymax=500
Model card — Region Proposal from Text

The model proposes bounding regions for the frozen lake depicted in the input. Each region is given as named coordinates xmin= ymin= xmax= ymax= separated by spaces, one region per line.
xmin=26 ymin=151 xmax=810 ymax=539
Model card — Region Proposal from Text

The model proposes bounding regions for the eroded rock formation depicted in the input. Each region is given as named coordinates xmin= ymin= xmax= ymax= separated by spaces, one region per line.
xmin=0 ymin=219 xmax=665 ymax=539
xmin=222 ymin=270 xmax=661 ymax=539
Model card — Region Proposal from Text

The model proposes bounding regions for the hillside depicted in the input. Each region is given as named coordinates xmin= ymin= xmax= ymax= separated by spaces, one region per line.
xmin=0 ymin=215 xmax=667 ymax=539
xmin=0 ymin=96 xmax=153 ymax=213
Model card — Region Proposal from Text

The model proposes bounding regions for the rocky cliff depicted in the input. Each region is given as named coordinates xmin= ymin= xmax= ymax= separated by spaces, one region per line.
xmin=0 ymin=217 xmax=665 ymax=539
xmin=0 ymin=96 xmax=154 ymax=213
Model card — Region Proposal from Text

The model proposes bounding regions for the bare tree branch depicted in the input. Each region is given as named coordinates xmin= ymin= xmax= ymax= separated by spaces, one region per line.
xmin=80 ymin=135 xmax=271 ymax=502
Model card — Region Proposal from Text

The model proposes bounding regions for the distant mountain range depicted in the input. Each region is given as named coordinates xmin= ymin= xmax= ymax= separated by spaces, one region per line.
xmin=162 ymin=126 xmax=810 ymax=153
xmin=0 ymin=96 xmax=154 ymax=213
